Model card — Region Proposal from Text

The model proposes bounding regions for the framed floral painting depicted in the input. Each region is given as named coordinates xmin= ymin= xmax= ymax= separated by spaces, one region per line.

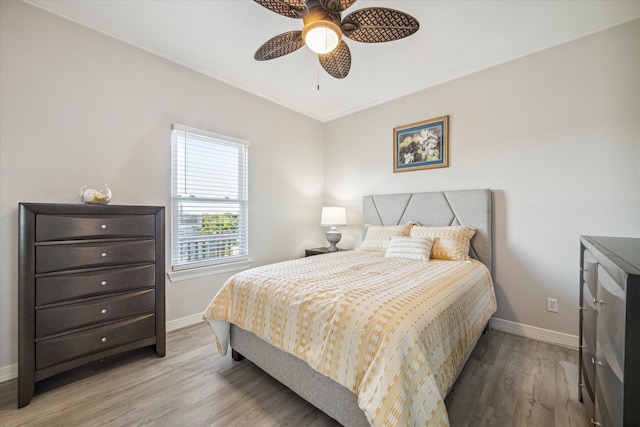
xmin=393 ymin=115 xmax=449 ymax=172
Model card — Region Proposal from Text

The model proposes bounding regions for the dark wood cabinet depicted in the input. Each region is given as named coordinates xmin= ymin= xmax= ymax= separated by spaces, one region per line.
xmin=579 ymin=236 xmax=640 ymax=427
xmin=18 ymin=203 xmax=165 ymax=407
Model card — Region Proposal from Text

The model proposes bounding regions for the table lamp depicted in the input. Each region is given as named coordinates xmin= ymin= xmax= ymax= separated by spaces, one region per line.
xmin=320 ymin=206 xmax=347 ymax=252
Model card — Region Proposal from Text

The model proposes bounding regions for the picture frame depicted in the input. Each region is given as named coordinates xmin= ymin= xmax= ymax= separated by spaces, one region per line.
xmin=393 ymin=115 xmax=449 ymax=173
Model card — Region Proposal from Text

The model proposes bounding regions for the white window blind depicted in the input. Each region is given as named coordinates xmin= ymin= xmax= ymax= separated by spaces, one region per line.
xmin=171 ymin=124 xmax=249 ymax=271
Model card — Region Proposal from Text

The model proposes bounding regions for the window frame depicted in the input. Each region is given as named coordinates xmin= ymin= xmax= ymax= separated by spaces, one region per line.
xmin=169 ymin=124 xmax=250 ymax=278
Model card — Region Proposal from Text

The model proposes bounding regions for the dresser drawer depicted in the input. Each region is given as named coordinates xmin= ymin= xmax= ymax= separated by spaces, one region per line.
xmin=35 ymin=314 xmax=156 ymax=370
xmin=36 ymin=289 xmax=155 ymax=338
xmin=581 ymin=383 xmax=595 ymax=426
xmin=581 ymin=285 xmax=597 ymax=401
xmin=594 ymin=357 xmax=623 ymax=427
xmin=582 ymin=285 xmax=597 ymax=347
xmin=582 ymin=249 xmax=598 ymax=299
xmin=36 ymin=214 xmax=155 ymax=241
xmin=36 ymin=264 xmax=155 ymax=305
xmin=595 ymin=396 xmax=614 ymax=427
xmin=596 ymin=265 xmax=626 ymax=371
xmin=36 ymin=239 xmax=155 ymax=273
xmin=581 ymin=340 xmax=596 ymax=402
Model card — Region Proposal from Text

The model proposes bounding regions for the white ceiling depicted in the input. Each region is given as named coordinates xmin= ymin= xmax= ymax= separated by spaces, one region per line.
xmin=26 ymin=0 xmax=640 ymax=122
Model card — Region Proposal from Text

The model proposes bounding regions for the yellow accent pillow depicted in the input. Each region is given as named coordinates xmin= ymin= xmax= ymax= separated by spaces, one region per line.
xmin=409 ymin=225 xmax=476 ymax=261
xmin=360 ymin=222 xmax=413 ymax=252
xmin=384 ymin=236 xmax=435 ymax=261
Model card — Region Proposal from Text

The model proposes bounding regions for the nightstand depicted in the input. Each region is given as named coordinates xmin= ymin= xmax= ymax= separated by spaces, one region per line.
xmin=305 ymin=247 xmax=350 ymax=257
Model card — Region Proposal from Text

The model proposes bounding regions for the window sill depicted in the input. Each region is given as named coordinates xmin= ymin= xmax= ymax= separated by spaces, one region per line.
xmin=167 ymin=259 xmax=253 ymax=283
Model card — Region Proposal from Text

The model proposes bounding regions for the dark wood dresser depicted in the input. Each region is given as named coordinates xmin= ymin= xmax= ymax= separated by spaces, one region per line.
xmin=579 ymin=236 xmax=640 ymax=427
xmin=18 ymin=203 xmax=165 ymax=407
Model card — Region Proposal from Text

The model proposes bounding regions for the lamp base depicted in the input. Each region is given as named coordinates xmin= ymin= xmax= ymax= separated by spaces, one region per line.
xmin=325 ymin=231 xmax=342 ymax=252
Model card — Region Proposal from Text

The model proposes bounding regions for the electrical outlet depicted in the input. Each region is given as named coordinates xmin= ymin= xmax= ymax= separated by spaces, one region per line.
xmin=547 ymin=298 xmax=558 ymax=313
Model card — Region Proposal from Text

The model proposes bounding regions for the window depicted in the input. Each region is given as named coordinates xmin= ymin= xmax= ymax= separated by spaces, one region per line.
xmin=171 ymin=124 xmax=249 ymax=272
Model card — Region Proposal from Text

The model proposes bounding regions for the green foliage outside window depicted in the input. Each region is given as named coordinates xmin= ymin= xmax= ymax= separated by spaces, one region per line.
xmin=196 ymin=213 xmax=239 ymax=235
xmin=194 ymin=213 xmax=240 ymax=258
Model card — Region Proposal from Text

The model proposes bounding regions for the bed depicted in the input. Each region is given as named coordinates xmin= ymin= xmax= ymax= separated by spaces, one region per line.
xmin=203 ymin=189 xmax=496 ymax=426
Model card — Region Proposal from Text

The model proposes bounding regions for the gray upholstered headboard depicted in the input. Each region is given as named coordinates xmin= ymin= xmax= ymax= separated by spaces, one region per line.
xmin=363 ymin=189 xmax=493 ymax=276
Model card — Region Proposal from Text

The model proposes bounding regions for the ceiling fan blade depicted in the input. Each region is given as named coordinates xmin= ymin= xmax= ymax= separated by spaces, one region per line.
xmin=341 ymin=8 xmax=419 ymax=43
xmin=318 ymin=41 xmax=351 ymax=79
xmin=319 ymin=0 xmax=357 ymax=13
xmin=253 ymin=0 xmax=307 ymax=19
xmin=255 ymin=31 xmax=305 ymax=61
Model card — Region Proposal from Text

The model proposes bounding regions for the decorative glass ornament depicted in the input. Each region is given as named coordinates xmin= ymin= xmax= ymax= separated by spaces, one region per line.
xmin=78 ymin=184 xmax=111 ymax=205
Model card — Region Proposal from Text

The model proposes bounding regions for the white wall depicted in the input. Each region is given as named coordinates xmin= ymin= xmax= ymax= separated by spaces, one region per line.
xmin=0 ymin=1 xmax=325 ymax=378
xmin=324 ymin=19 xmax=640 ymax=337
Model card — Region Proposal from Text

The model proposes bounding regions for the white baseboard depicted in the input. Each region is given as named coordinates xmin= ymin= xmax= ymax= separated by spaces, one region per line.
xmin=490 ymin=317 xmax=578 ymax=349
xmin=166 ymin=312 xmax=206 ymax=332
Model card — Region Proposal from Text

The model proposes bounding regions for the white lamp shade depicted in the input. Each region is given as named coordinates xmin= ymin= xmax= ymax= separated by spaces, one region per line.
xmin=320 ymin=206 xmax=346 ymax=227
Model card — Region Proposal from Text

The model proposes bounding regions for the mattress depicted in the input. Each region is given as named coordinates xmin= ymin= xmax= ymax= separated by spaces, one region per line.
xmin=204 ymin=250 xmax=496 ymax=426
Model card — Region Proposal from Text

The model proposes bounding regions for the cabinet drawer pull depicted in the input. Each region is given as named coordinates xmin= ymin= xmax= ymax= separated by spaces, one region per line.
xmin=101 ymin=252 xmax=107 ymax=258
xmin=101 ymin=224 xmax=107 ymax=229
xmin=592 ymin=357 xmax=603 ymax=366
xmin=590 ymin=419 xmax=604 ymax=426
xmin=100 ymin=308 xmax=107 ymax=314
xmin=101 ymin=337 xmax=107 ymax=343
xmin=593 ymin=298 xmax=606 ymax=305
xmin=579 ymin=306 xmax=586 ymax=311
xmin=579 ymin=345 xmax=586 ymax=349
xmin=101 ymin=280 xmax=107 ymax=286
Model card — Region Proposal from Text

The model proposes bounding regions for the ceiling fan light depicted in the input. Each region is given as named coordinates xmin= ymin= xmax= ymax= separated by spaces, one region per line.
xmin=303 ymin=20 xmax=341 ymax=54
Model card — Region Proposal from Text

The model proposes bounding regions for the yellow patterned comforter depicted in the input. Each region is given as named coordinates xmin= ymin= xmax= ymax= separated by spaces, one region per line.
xmin=203 ymin=250 xmax=496 ymax=426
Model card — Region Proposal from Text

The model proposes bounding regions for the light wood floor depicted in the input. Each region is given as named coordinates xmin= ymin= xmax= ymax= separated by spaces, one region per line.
xmin=0 ymin=322 xmax=588 ymax=427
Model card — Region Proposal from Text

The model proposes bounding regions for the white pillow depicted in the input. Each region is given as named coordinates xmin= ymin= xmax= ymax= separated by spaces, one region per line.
xmin=385 ymin=236 xmax=435 ymax=261
xmin=359 ymin=222 xmax=413 ymax=252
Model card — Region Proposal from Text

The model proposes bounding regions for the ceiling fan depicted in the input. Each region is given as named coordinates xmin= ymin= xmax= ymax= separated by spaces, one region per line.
xmin=253 ymin=0 xmax=420 ymax=79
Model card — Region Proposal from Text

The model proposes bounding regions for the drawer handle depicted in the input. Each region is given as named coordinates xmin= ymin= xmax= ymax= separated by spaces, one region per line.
xmin=579 ymin=306 xmax=586 ymax=311
xmin=590 ymin=419 xmax=604 ymax=426
xmin=593 ymin=298 xmax=606 ymax=306
xmin=101 ymin=224 xmax=107 ymax=229
xmin=579 ymin=345 xmax=586 ymax=349
xmin=101 ymin=337 xmax=107 ymax=343
xmin=100 ymin=308 xmax=107 ymax=314
xmin=101 ymin=252 xmax=107 ymax=258
xmin=592 ymin=357 xmax=603 ymax=367
xmin=101 ymin=280 xmax=107 ymax=286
